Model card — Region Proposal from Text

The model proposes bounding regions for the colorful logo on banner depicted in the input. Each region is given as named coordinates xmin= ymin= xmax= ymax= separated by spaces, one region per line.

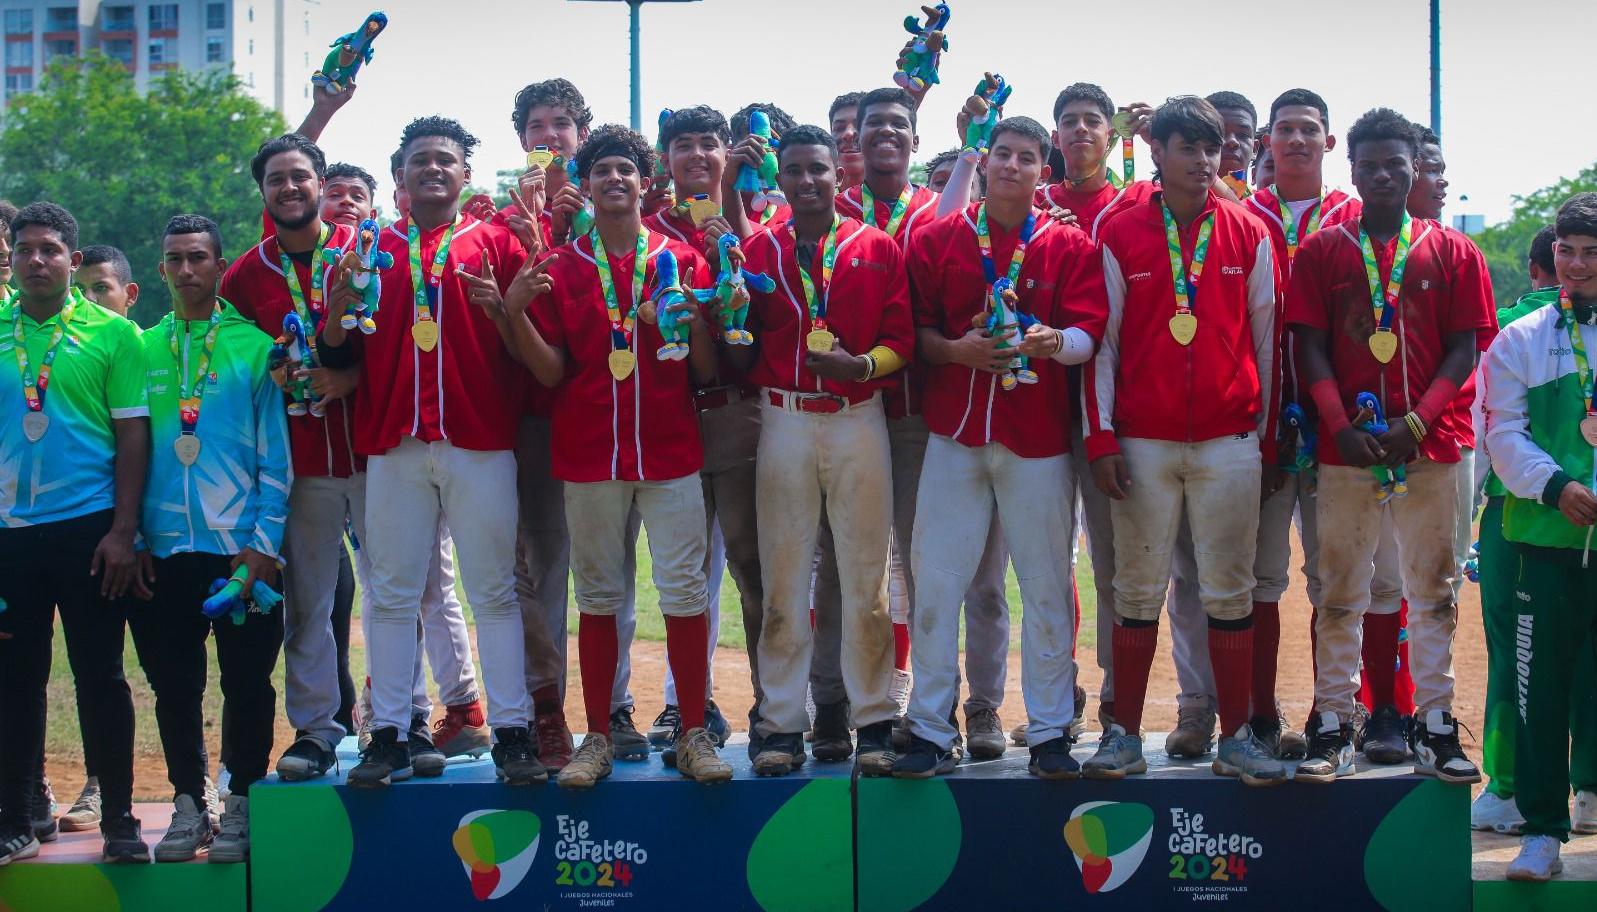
xmin=1063 ymin=801 xmax=1154 ymax=893
xmin=452 ymin=810 xmax=542 ymax=901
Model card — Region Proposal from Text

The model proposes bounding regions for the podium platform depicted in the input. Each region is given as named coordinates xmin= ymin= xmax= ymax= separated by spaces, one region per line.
xmin=0 ymin=802 xmax=246 ymax=912
xmin=242 ymin=732 xmax=1479 ymax=912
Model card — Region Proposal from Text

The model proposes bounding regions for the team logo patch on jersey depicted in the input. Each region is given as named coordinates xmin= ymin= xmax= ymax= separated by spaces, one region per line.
xmin=453 ymin=810 xmax=541 ymax=901
xmin=1063 ymin=801 xmax=1154 ymax=893
xmin=1421 ymin=279 xmax=1432 ymax=290
xmin=1222 ymin=266 xmax=1243 ymax=276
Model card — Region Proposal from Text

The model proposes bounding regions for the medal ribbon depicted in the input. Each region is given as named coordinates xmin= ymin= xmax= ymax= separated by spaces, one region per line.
xmin=791 ymin=216 xmax=841 ymax=329
xmin=592 ymin=227 xmax=651 ymax=353
xmin=759 ymin=203 xmax=778 ymax=225
xmin=167 ymin=303 xmax=223 ymax=435
xmin=11 ymin=287 xmax=80 ymax=413
xmin=1273 ymin=185 xmax=1324 ymax=262
xmin=278 ymin=223 xmax=332 ymax=357
xmin=976 ymin=205 xmax=1035 ymax=286
xmin=860 ymin=183 xmax=913 ymax=237
xmin=1359 ymin=213 xmax=1413 ymax=336
xmin=1160 ymin=203 xmax=1214 ymax=314
xmin=407 ymin=215 xmax=462 ymax=324
xmin=1559 ymin=286 xmax=1596 ymax=416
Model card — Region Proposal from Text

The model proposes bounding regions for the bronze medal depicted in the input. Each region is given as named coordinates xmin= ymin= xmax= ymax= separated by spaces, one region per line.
xmin=1582 ymin=415 xmax=1597 ymax=448
xmin=608 ymin=349 xmax=637 ymax=381
xmin=174 ymin=435 xmax=202 ymax=466
xmin=21 ymin=411 xmax=48 ymax=442
xmin=1368 ymin=328 xmax=1398 ymax=364
xmin=806 ymin=329 xmax=836 ymax=353
xmin=412 ymin=320 xmax=440 ymax=352
xmin=1168 ymin=312 xmax=1198 ymax=346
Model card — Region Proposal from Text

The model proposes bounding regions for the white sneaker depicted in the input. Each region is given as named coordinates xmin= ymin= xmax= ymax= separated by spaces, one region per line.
xmin=889 ymin=669 xmax=911 ymax=716
xmin=1506 ymin=834 xmax=1563 ymax=882
xmin=1574 ymin=790 xmax=1597 ymax=835
xmin=1469 ymin=789 xmax=1524 ymax=834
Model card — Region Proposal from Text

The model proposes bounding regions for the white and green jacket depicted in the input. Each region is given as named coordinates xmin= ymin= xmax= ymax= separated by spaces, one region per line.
xmin=1484 ymin=292 xmax=1597 ymax=557
xmin=139 ymin=299 xmax=292 ymax=560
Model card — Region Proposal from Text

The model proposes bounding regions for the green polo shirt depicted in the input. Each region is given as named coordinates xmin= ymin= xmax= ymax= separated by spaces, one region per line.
xmin=1 ymin=289 xmax=149 ymax=526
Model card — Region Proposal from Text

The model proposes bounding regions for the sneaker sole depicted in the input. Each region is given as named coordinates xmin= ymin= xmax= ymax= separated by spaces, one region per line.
xmin=0 ymin=841 xmax=41 ymax=866
xmin=154 ymin=842 xmax=210 ymax=863
xmin=612 ymin=742 xmax=650 ymax=761
xmin=1210 ymin=760 xmax=1286 ymax=787
xmin=1082 ymin=760 xmax=1147 ymax=780
xmin=348 ymin=767 xmax=413 ymax=789
xmin=680 ymin=766 xmax=734 ymax=784
xmin=1362 ymin=747 xmax=1410 ymax=764
xmin=102 ymin=845 xmax=150 ymax=864
xmin=412 ymin=755 xmax=447 ymax=778
xmin=438 ymin=731 xmax=493 ymax=758
xmin=275 ymin=762 xmax=333 ymax=782
xmin=1166 ymin=742 xmax=1214 ymax=759
xmin=1507 ymin=861 xmax=1562 ymax=883
xmin=1029 ymin=764 xmax=1081 ymax=781
xmin=555 ymin=772 xmax=608 ymax=790
xmin=1414 ymin=763 xmax=1483 ymax=785
xmin=497 ymin=769 xmax=551 ymax=787
xmin=59 ymin=816 xmax=100 ymax=833
xmin=753 ymin=759 xmax=797 ymax=777
xmin=33 ymin=825 xmax=58 ymax=844
xmin=1294 ymin=765 xmax=1350 ymax=784
xmin=968 ymin=741 xmax=1006 ymax=761
xmin=1573 ymin=823 xmax=1597 ymax=836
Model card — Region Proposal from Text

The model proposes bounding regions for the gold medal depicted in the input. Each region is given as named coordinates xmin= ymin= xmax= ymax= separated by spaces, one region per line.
xmin=1168 ymin=312 xmax=1198 ymax=346
xmin=687 ymin=196 xmax=721 ymax=226
xmin=526 ymin=147 xmax=556 ymax=169
xmin=806 ymin=329 xmax=836 ymax=353
xmin=174 ymin=435 xmax=202 ymax=466
xmin=1368 ymin=328 xmax=1397 ymax=364
xmin=412 ymin=320 xmax=440 ymax=352
xmin=1111 ymin=110 xmax=1136 ymax=139
xmin=608 ymin=349 xmax=636 ymax=381
xmin=1582 ymin=415 xmax=1597 ymax=448
xmin=22 ymin=411 xmax=48 ymax=442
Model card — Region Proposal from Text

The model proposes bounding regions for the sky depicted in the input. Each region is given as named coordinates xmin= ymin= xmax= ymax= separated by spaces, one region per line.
xmin=310 ymin=0 xmax=1583 ymax=226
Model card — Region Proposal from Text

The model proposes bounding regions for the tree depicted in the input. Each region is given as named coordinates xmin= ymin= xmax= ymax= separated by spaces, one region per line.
xmin=1473 ymin=162 xmax=1597 ymax=307
xmin=0 ymin=52 xmax=286 ymax=327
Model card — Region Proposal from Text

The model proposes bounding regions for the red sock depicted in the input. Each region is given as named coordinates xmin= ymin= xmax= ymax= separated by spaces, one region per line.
xmin=1208 ymin=623 xmax=1255 ymax=736
xmin=892 ymin=621 xmax=911 ymax=672
xmin=1249 ymin=601 xmax=1280 ymax=720
xmin=532 ymin=684 xmax=563 ymax=719
xmin=1361 ymin=611 xmax=1401 ymax=709
xmin=1109 ymin=623 xmax=1158 ymax=734
xmin=578 ymin=613 xmax=619 ymax=735
xmin=665 ymin=612 xmax=709 ymax=730
xmin=1394 ymin=600 xmax=1416 ymax=715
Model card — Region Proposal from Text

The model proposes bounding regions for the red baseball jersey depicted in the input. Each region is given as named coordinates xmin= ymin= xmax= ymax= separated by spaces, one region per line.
xmin=741 ymin=195 xmax=793 ymax=229
xmin=353 ymin=213 xmax=529 ymax=456
xmin=530 ymin=231 xmax=708 ymax=483
xmin=909 ymin=204 xmax=1108 ymax=458
xmin=222 ymin=221 xmax=362 ymax=478
xmin=742 ymin=217 xmax=914 ymax=403
xmin=1284 ymin=217 xmax=1497 ymax=466
xmin=1034 ymin=180 xmax=1155 ymax=242
xmin=1085 ymin=190 xmax=1279 ymax=462
xmin=837 ymin=182 xmax=940 ymax=419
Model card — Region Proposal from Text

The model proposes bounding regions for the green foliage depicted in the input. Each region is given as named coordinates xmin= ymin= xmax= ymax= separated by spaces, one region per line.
xmin=0 ymin=52 xmax=286 ymax=327
xmin=1474 ymin=162 xmax=1597 ymax=307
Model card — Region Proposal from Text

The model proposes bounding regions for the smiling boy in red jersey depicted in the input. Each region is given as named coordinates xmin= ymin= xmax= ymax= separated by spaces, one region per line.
xmin=1081 ymin=97 xmax=1283 ymax=786
xmin=1288 ymin=108 xmax=1492 ymax=786
xmin=495 ymin=124 xmax=730 ymax=788
xmin=321 ymin=117 xmax=545 ymax=790
xmin=721 ymin=125 xmax=913 ymax=778
xmin=895 ymin=117 xmax=1107 ymax=780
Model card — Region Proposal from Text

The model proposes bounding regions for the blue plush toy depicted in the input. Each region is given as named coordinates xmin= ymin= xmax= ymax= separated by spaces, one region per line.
xmin=312 ymin=11 xmax=388 ymax=94
xmin=274 ymin=312 xmax=322 ymax=417
xmin=733 ymin=110 xmax=785 ymax=211
xmin=325 ymin=218 xmax=391 ymax=335
xmin=566 ymin=158 xmax=597 ymax=242
xmin=202 ymin=565 xmax=284 ymax=626
xmin=982 ymin=277 xmax=1037 ymax=391
xmin=694 ymin=233 xmax=775 ymax=345
xmin=647 ymin=248 xmax=692 ymax=361
xmin=1355 ymin=391 xmax=1407 ymax=504
xmin=1281 ymin=402 xmax=1317 ymax=475
xmin=894 ymin=4 xmax=951 ymax=92
xmin=961 ymin=72 xmax=1012 ymax=163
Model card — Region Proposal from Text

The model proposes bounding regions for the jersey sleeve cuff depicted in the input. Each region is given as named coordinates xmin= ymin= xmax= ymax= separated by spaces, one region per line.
xmin=110 ymin=406 xmax=150 ymax=419
xmin=1084 ymin=430 xmax=1121 ymax=462
xmin=1542 ymin=470 xmax=1577 ymax=508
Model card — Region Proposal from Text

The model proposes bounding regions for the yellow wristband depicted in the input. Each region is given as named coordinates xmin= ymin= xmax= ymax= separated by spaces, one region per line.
xmin=865 ymin=345 xmax=906 ymax=377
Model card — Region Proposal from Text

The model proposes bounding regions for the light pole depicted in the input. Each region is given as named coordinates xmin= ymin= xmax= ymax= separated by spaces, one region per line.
xmin=571 ymin=0 xmax=702 ymax=131
xmin=1430 ymin=0 xmax=1441 ymax=138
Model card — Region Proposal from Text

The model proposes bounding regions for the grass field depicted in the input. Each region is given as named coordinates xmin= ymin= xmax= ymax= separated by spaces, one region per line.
xmin=42 ymin=532 xmax=1098 ymax=779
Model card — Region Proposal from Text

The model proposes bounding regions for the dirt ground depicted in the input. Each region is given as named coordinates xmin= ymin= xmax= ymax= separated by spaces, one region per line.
xmin=42 ymin=537 xmax=1487 ymax=805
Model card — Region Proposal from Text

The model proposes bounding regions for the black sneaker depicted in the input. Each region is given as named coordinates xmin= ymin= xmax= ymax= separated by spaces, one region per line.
xmin=100 ymin=813 xmax=148 ymax=864
xmin=30 ymin=777 xmax=58 ymax=843
xmin=856 ymin=721 xmax=897 ymax=777
xmin=705 ymin=700 xmax=731 ymax=746
xmin=410 ymin=713 xmax=447 ymax=778
xmin=892 ymin=734 xmax=958 ymax=779
xmin=1296 ymin=714 xmax=1355 ymax=784
xmin=812 ymin=701 xmax=853 ymax=762
xmin=348 ymin=726 xmax=412 ymax=788
xmin=1410 ymin=710 xmax=1482 ymax=784
xmin=275 ymin=734 xmax=338 ymax=782
xmin=1356 ymin=704 xmax=1411 ymax=764
xmin=1029 ymin=736 xmax=1081 ymax=780
xmin=491 ymin=727 xmax=549 ymax=786
xmin=609 ymin=707 xmax=650 ymax=761
xmin=753 ymin=732 xmax=805 ymax=777
xmin=0 ymin=825 xmax=40 ymax=866
xmin=648 ymin=705 xmax=681 ymax=749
